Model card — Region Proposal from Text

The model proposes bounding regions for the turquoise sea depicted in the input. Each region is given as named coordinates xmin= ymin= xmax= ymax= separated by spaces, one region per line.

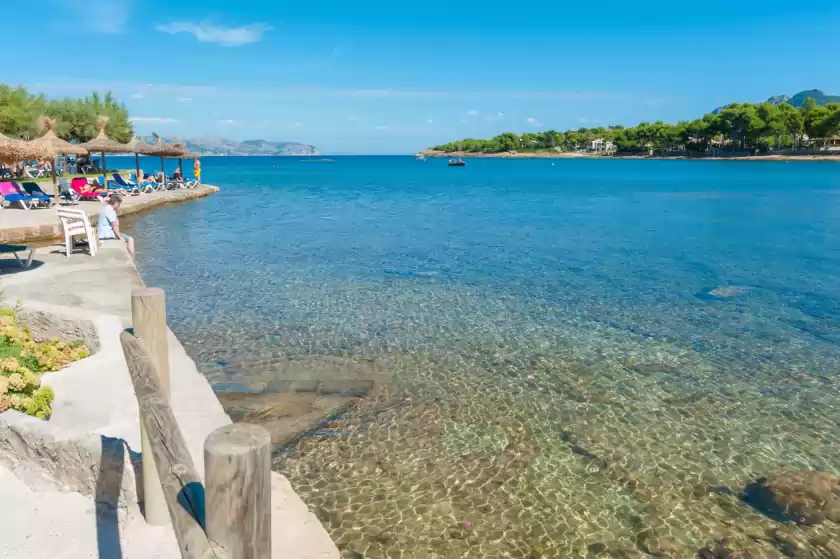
xmin=129 ymin=156 xmax=840 ymax=557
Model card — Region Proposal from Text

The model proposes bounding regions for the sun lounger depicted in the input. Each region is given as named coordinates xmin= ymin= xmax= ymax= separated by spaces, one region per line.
xmin=111 ymin=173 xmax=141 ymax=195
xmin=57 ymin=208 xmax=97 ymax=257
xmin=70 ymin=178 xmax=109 ymax=201
xmin=58 ymin=178 xmax=80 ymax=204
xmin=128 ymin=173 xmax=157 ymax=194
xmin=0 ymin=245 xmax=36 ymax=269
xmin=16 ymin=182 xmax=52 ymax=207
xmin=0 ymin=181 xmax=39 ymax=210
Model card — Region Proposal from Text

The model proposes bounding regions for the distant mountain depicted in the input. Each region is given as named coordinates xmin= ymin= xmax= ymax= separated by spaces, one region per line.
xmin=141 ymin=136 xmax=319 ymax=156
xmin=770 ymin=89 xmax=840 ymax=108
xmin=713 ymin=89 xmax=840 ymax=115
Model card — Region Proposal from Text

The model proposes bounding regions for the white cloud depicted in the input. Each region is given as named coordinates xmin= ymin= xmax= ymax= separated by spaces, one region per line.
xmin=156 ymin=21 xmax=272 ymax=47
xmin=131 ymin=92 xmax=144 ymax=99
xmin=484 ymin=111 xmax=505 ymax=121
xmin=218 ymin=119 xmax=237 ymax=125
xmin=176 ymin=97 xmax=193 ymax=103
xmin=459 ymin=118 xmax=468 ymax=124
xmin=526 ymin=117 xmax=542 ymax=126
xmin=129 ymin=117 xmax=179 ymax=124
xmin=467 ymin=110 xmax=480 ymax=117
xmin=427 ymin=119 xmax=433 ymax=124
xmin=347 ymin=115 xmax=360 ymax=121
xmin=374 ymin=125 xmax=390 ymax=131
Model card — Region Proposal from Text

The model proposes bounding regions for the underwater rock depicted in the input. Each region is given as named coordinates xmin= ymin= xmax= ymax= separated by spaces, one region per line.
xmin=744 ymin=470 xmax=840 ymax=526
xmin=698 ymin=539 xmax=782 ymax=559
xmin=708 ymin=286 xmax=752 ymax=298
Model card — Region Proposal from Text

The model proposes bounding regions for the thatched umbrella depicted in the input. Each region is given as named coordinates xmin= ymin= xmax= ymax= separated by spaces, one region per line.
xmin=0 ymin=132 xmax=53 ymax=167
xmin=146 ymin=139 xmax=185 ymax=181
xmin=176 ymin=150 xmax=200 ymax=179
xmin=81 ymin=116 xmax=136 ymax=189
xmin=32 ymin=117 xmax=88 ymax=203
xmin=123 ymin=136 xmax=156 ymax=183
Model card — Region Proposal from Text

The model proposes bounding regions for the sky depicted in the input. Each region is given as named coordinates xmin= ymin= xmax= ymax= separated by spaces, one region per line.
xmin=5 ymin=1 xmax=840 ymax=153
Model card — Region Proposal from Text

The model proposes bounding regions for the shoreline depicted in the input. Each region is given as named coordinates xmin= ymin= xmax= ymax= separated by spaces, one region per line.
xmin=0 ymin=209 xmax=339 ymax=557
xmin=0 ymin=185 xmax=219 ymax=244
xmin=423 ymin=150 xmax=840 ymax=162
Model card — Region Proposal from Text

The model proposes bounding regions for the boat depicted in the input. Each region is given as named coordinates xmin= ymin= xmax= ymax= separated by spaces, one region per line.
xmin=448 ymin=142 xmax=466 ymax=166
xmin=415 ymin=153 xmax=426 ymax=161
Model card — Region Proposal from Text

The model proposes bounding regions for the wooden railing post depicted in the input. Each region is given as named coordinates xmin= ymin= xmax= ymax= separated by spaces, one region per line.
xmin=131 ymin=287 xmax=170 ymax=526
xmin=205 ymin=424 xmax=272 ymax=559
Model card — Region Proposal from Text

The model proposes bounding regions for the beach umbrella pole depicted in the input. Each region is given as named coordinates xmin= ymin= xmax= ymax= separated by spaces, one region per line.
xmin=135 ymin=153 xmax=140 ymax=184
xmin=52 ymin=158 xmax=58 ymax=205
xmin=179 ymin=159 xmax=183 ymax=179
xmin=102 ymin=152 xmax=107 ymax=189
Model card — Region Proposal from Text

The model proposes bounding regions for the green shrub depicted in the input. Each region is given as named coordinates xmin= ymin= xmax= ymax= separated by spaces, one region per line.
xmin=0 ymin=308 xmax=90 ymax=419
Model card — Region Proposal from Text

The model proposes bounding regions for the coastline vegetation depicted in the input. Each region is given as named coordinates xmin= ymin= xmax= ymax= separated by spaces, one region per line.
xmin=432 ymin=98 xmax=840 ymax=155
xmin=0 ymin=307 xmax=90 ymax=419
xmin=0 ymin=84 xmax=132 ymax=142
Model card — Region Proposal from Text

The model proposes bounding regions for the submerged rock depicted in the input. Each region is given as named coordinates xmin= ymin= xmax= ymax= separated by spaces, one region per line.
xmin=697 ymin=285 xmax=753 ymax=300
xmin=744 ymin=470 xmax=840 ymax=526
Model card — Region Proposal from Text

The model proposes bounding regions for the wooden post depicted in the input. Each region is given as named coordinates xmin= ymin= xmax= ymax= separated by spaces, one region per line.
xmin=205 ymin=424 xmax=272 ymax=559
xmin=131 ymin=287 xmax=170 ymax=526
xmin=131 ymin=288 xmax=170 ymax=394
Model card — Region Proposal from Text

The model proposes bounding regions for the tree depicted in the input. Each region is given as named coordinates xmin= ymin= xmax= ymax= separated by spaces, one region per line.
xmin=493 ymin=132 xmax=520 ymax=152
xmin=0 ymin=85 xmax=46 ymax=138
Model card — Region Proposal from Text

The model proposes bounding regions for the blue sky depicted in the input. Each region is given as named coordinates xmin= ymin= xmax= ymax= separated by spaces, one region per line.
xmin=6 ymin=1 xmax=840 ymax=153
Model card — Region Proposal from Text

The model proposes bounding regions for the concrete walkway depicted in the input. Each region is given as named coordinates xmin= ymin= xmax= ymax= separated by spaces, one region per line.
xmin=0 ymin=185 xmax=219 ymax=243
xmin=0 ymin=243 xmax=339 ymax=558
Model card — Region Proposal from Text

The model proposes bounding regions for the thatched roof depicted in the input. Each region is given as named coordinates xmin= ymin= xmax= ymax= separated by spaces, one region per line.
xmin=80 ymin=116 xmax=134 ymax=154
xmin=178 ymin=150 xmax=201 ymax=159
xmin=123 ymin=136 xmax=156 ymax=155
xmin=32 ymin=117 xmax=88 ymax=156
xmin=147 ymin=139 xmax=185 ymax=157
xmin=0 ymin=132 xmax=54 ymax=165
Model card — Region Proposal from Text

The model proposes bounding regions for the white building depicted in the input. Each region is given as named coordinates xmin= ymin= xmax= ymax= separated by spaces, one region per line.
xmin=589 ymin=139 xmax=616 ymax=154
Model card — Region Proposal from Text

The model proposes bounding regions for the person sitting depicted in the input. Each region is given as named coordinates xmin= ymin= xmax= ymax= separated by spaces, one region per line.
xmin=97 ymin=195 xmax=135 ymax=259
xmin=171 ymin=168 xmax=183 ymax=183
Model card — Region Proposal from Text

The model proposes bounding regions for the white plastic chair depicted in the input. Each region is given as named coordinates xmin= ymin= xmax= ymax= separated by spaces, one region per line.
xmin=57 ymin=208 xmax=97 ymax=257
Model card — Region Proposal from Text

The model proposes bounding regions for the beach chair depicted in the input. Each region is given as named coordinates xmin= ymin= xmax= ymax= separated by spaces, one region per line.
xmin=71 ymin=178 xmax=110 ymax=201
xmin=15 ymin=182 xmax=52 ymax=207
xmin=129 ymin=173 xmax=157 ymax=194
xmin=0 ymin=245 xmax=36 ymax=269
xmin=0 ymin=181 xmax=38 ymax=210
xmin=57 ymin=207 xmax=97 ymax=257
xmin=111 ymin=173 xmax=141 ymax=195
xmin=58 ymin=178 xmax=80 ymax=204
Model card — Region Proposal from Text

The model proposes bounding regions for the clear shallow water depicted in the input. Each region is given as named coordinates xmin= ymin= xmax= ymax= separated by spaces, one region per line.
xmin=130 ymin=156 xmax=840 ymax=557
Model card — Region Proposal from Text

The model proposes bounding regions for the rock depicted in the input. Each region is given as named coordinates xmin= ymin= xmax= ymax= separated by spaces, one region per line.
xmin=744 ymin=471 xmax=840 ymax=525
xmin=0 ymin=411 xmax=139 ymax=508
xmin=16 ymin=308 xmax=100 ymax=353
xmin=588 ymin=542 xmax=608 ymax=555
xmin=706 ymin=286 xmax=753 ymax=299
xmin=824 ymin=497 xmax=840 ymax=522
